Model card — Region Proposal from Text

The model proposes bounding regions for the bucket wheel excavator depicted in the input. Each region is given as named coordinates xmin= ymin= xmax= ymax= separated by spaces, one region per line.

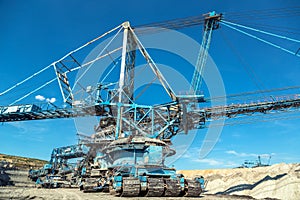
xmin=1 ymin=11 xmax=300 ymax=197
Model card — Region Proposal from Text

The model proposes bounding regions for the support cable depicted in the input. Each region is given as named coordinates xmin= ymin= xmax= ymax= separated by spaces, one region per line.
xmin=221 ymin=20 xmax=300 ymax=43
xmin=0 ymin=65 xmax=52 ymax=96
xmin=71 ymin=26 xmax=124 ymax=92
xmin=9 ymin=78 xmax=57 ymax=106
xmin=220 ymin=22 xmax=300 ymax=58
xmin=68 ymin=47 xmax=122 ymax=73
xmin=135 ymin=7 xmax=300 ymax=34
xmin=226 ymin=7 xmax=300 ymax=21
xmin=100 ymin=58 xmax=121 ymax=83
xmin=228 ymin=22 xmax=300 ymax=35
xmin=220 ymin=30 xmax=266 ymax=93
xmin=53 ymin=24 xmax=123 ymax=65
xmin=0 ymin=24 xmax=123 ymax=102
xmin=129 ymin=27 xmax=176 ymax=100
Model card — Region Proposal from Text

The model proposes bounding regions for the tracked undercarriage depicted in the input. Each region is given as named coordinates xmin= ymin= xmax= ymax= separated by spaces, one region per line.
xmin=79 ymin=136 xmax=205 ymax=197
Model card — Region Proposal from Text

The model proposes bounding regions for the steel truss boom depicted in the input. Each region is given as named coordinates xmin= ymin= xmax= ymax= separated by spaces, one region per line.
xmin=1 ymin=94 xmax=300 ymax=136
xmin=1 ymin=12 xmax=299 ymax=144
xmin=206 ymin=95 xmax=300 ymax=119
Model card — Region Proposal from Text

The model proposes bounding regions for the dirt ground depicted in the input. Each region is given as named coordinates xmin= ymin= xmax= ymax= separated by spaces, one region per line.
xmin=0 ymin=170 xmax=254 ymax=200
xmin=1 ymin=163 xmax=299 ymax=200
xmin=0 ymin=187 xmax=262 ymax=200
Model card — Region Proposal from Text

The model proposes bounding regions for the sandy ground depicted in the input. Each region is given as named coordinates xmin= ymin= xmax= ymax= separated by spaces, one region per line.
xmin=1 ymin=163 xmax=299 ymax=200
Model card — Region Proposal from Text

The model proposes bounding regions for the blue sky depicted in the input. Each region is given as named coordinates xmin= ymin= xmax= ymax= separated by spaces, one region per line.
xmin=0 ymin=0 xmax=300 ymax=169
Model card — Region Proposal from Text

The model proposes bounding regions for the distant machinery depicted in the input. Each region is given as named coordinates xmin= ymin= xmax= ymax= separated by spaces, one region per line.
xmin=241 ymin=155 xmax=272 ymax=168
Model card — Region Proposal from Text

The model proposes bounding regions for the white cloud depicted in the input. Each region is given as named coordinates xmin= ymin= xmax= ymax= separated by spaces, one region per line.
xmin=226 ymin=150 xmax=239 ymax=156
xmin=35 ymin=95 xmax=56 ymax=103
xmin=46 ymin=97 xmax=56 ymax=103
xmin=192 ymin=158 xmax=223 ymax=166
xmin=225 ymin=150 xmax=257 ymax=157
xmin=35 ymin=95 xmax=46 ymax=101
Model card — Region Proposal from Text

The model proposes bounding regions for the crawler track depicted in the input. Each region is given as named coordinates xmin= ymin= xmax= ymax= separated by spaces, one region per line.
xmin=164 ymin=179 xmax=181 ymax=196
xmin=184 ymin=180 xmax=202 ymax=197
xmin=121 ymin=177 xmax=140 ymax=197
xmin=145 ymin=178 xmax=165 ymax=197
xmin=112 ymin=177 xmax=202 ymax=197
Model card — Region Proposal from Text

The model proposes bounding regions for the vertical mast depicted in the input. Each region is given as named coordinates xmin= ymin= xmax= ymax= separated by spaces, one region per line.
xmin=115 ymin=22 xmax=136 ymax=139
xmin=190 ymin=11 xmax=222 ymax=94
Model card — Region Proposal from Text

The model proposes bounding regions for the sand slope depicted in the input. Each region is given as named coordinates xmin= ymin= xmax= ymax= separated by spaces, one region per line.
xmin=178 ymin=163 xmax=300 ymax=200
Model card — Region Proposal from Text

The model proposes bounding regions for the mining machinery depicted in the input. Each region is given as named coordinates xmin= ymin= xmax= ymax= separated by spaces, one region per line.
xmin=28 ymin=144 xmax=86 ymax=188
xmin=241 ymin=155 xmax=272 ymax=168
xmin=1 ymin=11 xmax=300 ymax=197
